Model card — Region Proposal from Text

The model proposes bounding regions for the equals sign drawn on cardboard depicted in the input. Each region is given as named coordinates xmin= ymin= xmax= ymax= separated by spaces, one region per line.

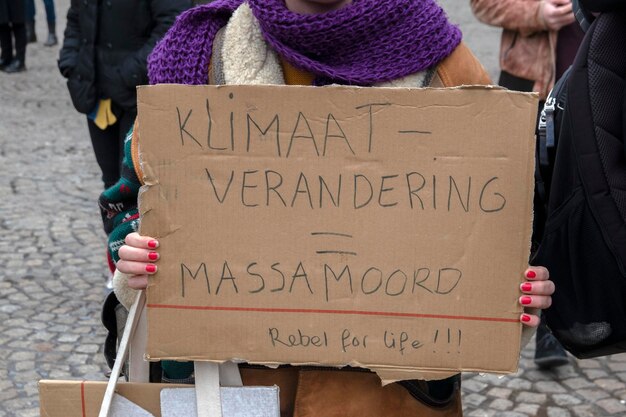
xmin=311 ymin=232 xmax=357 ymax=256
xmin=398 ymin=129 xmax=432 ymax=136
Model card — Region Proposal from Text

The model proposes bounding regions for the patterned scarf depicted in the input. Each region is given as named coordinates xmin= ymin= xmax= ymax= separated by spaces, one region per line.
xmin=148 ymin=0 xmax=461 ymax=86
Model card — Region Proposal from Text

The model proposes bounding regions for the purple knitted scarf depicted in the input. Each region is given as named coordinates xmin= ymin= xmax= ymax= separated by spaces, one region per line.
xmin=148 ymin=0 xmax=461 ymax=86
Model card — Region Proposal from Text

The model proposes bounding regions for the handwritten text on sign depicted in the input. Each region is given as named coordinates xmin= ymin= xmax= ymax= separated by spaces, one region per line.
xmin=137 ymin=84 xmax=537 ymax=378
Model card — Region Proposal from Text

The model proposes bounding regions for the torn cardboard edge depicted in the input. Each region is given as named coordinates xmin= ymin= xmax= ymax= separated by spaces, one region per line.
xmin=139 ymin=358 xmax=512 ymax=384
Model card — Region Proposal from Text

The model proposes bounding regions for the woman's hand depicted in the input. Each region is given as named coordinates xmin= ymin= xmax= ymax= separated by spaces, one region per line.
xmin=519 ymin=266 xmax=554 ymax=327
xmin=541 ymin=0 xmax=576 ymax=30
xmin=116 ymin=232 xmax=160 ymax=290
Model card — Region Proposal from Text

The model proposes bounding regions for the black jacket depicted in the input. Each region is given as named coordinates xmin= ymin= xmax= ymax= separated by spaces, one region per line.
xmin=580 ymin=0 xmax=626 ymax=12
xmin=0 ymin=0 xmax=25 ymax=25
xmin=58 ymin=0 xmax=191 ymax=114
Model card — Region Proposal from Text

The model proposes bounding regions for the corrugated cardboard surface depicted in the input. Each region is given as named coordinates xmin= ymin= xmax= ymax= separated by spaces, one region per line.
xmin=38 ymin=380 xmax=186 ymax=417
xmin=137 ymin=85 xmax=538 ymax=380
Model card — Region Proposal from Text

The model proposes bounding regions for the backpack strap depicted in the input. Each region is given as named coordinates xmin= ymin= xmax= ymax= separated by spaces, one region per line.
xmin=538 ymin=66 xmax=571 ymax=168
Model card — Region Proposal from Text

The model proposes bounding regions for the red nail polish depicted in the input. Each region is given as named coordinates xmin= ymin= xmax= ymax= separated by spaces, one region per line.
xmin=148 ymin=240 xmax=158 ymax=249
xmin=521 ymin=296 xmax=532 ymax=305
xmin=148 ymin=252 xmax=159 ymax=261
xmin=521 ymin=314 xmax=531 ymax=323
xmin=146 ymin=264 xmax=157 ymax=273
xmin=521 ymin=283 xmax=532 ymax=292
xmin=526 ymin=270 xmax=537 ymax=279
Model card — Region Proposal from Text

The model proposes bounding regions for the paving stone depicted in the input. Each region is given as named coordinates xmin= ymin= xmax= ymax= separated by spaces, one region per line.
xmin=582 ymin=369 xmax=609 ymax=379
xmin=522 ymin=370 xmax=553 ymax=382
xmin=547 ymin=407 xmax=572 ymax=417
xmin=462 ymin=393 xmax=487 ymax=407
xmin=487 ymin=387 xmax=512 ymax=399
xmin=614 ymin=390 xmax=626 ymax=401
xmin=570 ymin=404 xmax=597 ymax=417
xmin=466 ymin=410 xmax=494 ymax=417
xmin=9 ymin=352 xmax=36 ymax=361
xmin=488 ymin=398 xmax=514 ymax=411
xmin=513 ymin=403 xmax=540 ymax=416
xmin=552 ymin=394 xmax=582 ymax=406
xmin=506 ymin=378 xmax=532 ymax=390
xmin=577 ymin=359 xmax=601 ymax=369
xmin=596 ymin=398 xmax=626 ymax=414
xmin=576 ymin=388 xmax=611 ymax=402
xmin=75 ymin=344 xmax=100 ymax=354
xmin=594 ymin=378 xmax=626 ymax=392
xmin=515 ymin=391 xmax=547 ymax=404
xmin=535 ymin=381 xmax=568 ymax=394
xmin=562 ymin=377 xmax=595 ymax=390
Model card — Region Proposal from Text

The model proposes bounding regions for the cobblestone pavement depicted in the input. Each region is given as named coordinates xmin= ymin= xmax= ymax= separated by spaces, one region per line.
xmin=0 ymin=0 xmax=625 ymax=416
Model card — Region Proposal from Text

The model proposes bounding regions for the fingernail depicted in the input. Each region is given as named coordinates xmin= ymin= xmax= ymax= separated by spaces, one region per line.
xmin=521 ymin=314 xmax=531 ymax=323
xmin=521 ymin=283 xmax=532 ymax=292
xmin=521 ymin=296 xmax=532 ymax=305
xmin=148 ymin=252 xmax=159 ymax=261
xmin=148 ymin=240 xmax=159 ymax=249
xmin=526 ymin=270 xmax=537 ymax=279
xmin=146 ymin=264 xmax=157 ymax=273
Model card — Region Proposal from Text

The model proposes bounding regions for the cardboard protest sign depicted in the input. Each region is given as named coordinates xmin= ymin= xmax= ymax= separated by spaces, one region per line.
xmin=136 ymin=85 xmax=537 ymax=381
xmin=38 ymin=381 xmax=186 ymax=417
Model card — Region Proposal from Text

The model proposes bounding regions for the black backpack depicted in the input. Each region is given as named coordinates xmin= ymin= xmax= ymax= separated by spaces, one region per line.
xmin=532 ymin=10 xmax=626 ymax=359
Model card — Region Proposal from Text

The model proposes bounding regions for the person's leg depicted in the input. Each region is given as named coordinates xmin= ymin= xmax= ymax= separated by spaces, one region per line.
xmin=88 ymin=118 xmax=125 ymax=189
xmin=42 ymin=0 xmax=55 ymax=22
xmin=534 ymin=314 xmax=569 ymax=368
xmin=25 ymin=0 xmax=36 ymax=43
xmin=0 ymin=24 xmax=13 ymax=68
xmin=4 ymin=22 xmax=26 ymax=72
xmin=115 ymin=109 xmax=137 ymax=171
xmin=42 ymin=0 xmax=56 ymax=46
xmin=13 ymin=23 xmax=25 ymax=60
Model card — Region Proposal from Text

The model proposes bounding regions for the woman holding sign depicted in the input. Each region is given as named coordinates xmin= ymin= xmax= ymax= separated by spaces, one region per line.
xmin=103 ymin=0 xmax=555 ymax=415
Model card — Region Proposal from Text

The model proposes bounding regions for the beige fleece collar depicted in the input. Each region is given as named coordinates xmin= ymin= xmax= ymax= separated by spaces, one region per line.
xmin=221 ymin=3 xmax=428 ymax=88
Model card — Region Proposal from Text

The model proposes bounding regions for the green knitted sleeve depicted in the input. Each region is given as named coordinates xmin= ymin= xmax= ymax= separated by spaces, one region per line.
xmin=98 ymin=125 xmax=142 ymax=264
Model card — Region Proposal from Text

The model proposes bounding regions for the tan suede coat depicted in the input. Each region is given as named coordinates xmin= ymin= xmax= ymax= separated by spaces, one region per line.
xmin=471 ymin=0 xmax=557 ymax=99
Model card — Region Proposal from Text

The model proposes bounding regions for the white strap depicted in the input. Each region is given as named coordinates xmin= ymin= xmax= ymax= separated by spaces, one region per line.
xmin=128 ymin=305 xmax=149 ymax=382
xmin=194 ymin=362 xmax=222 ymax=417
xmin=99 ymin=291 xmax=146 ymax=417
xmin=218 ymin=362 xmax=243 ymax=387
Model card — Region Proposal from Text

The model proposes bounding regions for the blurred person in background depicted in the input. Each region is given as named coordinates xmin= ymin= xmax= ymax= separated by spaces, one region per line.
xmin=58 ymin=0 xmax=191 ymax=193
xmin=58 ymin=0 xmax=191 ymax=278
xmin=471 ymin=0 xmax=583 ymax=101
xmin=0 ymin=0 xmax=27 ymax=72
xmin=25 ymin=0 xmax=57 ymax=46
xmin=471 ymin=0 xmax=584 ymax=370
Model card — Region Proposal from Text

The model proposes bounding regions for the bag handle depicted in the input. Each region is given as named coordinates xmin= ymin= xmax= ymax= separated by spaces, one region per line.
xmin=98 ymin=291 xmax=244 ymax=417
xmin=99 ymin=291 xmax=146 ymax=417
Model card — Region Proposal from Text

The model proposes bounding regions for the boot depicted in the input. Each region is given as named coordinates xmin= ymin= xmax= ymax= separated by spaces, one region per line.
xmin=25 ymin=21 xmax=37 ymax=43
xmin=534 ymin=319 xmax=569 ymax=369
xmin=43 ymin=21 xmax=57 ymax=47
xmin=3 ymin=59 xmax=26 ymax=73
xmin=0 ymin=57 xmax=11 ymax=70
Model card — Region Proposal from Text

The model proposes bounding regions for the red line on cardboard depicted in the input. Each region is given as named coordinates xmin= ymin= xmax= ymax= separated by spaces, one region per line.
xmin=81 ymin=381 xmax=86 ymax=417
xmin=146 ymin=304 xmax=518 ymax=323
